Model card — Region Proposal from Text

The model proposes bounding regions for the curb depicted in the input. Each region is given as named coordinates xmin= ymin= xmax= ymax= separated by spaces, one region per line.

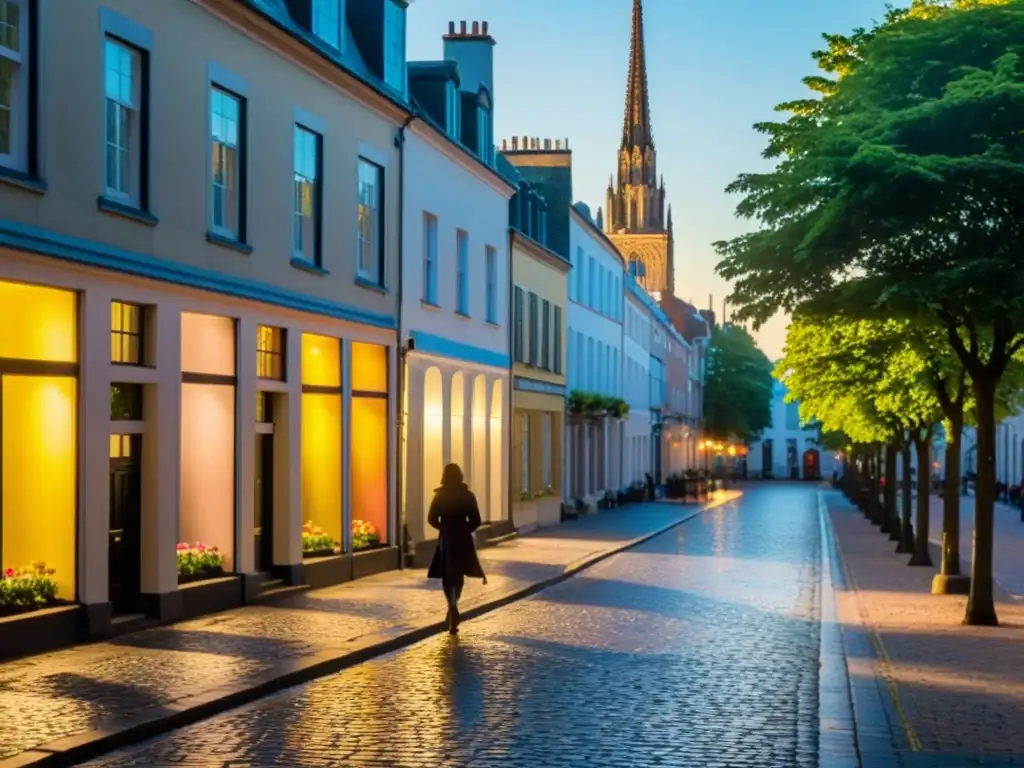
xmin=6 ymin=491 xmax=740 ymax=768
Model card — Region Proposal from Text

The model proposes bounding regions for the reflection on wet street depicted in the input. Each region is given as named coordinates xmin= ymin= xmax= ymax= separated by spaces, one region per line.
xmin=87 ymin=485 xmax=822 ymax=767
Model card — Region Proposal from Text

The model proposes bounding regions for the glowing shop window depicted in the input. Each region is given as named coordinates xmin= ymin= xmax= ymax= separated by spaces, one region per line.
xmin=256 ymin=325 xmax=285 ymax=380
xmin=351 ymin=397 xmax=388 ymax=545
xmin=2 ymin=376 xmax=77 ymax=599
xmin=0 ymin=281 xmax=77 ymax=363
xmin=301 ymin=392 xmax=343 ymax=547
xmin=350 ymin=342 xmax=387 ymax=393
xmin=181 ymin=312 xmax=236 ymax=376
xmin=422 ymin=367 xmax=443 ymax=525
xmin=109 ymin=434 xmax=132 ymax=458
xmin=301 ymin=334 xmax=341 ymax=388
xmin=110 ymin=301 xmax=144 ymax=365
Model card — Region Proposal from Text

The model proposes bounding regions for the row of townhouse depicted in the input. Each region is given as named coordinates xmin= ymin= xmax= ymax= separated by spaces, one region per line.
xmin=0 ymin=0 xmax=705 ymax=658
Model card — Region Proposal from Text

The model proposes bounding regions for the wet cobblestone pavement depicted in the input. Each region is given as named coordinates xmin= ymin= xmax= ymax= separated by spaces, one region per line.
xmin=85 ymin=485 xmax=823 ymax=768
xmin=0 ymin=502 xmax=722 ymax=763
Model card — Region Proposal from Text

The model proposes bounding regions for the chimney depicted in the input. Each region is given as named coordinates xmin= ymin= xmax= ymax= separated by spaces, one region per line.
xmin=460 ymin=20 xmax=467 ymax=34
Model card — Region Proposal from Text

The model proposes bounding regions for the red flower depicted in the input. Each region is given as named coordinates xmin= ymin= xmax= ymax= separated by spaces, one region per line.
xmin=3 ymin=568 xmax=13 ymax=579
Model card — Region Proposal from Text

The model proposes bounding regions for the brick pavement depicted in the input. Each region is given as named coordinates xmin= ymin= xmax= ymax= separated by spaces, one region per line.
xmin=827 ymin=490 xmax=1024 ymax=763
xmin=0 ymin=495 xmax=737 ymax=767
xmin=82 ymin=483 xmax=819 ymax=768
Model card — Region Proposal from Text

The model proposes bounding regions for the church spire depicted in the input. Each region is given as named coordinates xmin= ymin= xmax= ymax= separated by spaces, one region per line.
xmin=621 ymin=0 xmax=653 ymax=151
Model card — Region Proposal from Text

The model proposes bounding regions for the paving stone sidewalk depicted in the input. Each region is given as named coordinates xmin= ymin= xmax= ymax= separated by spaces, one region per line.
xmin=0 ymin=494 xmax=737 ymax=767
xmin=826 ymin=491 xmax=1024 ymax=764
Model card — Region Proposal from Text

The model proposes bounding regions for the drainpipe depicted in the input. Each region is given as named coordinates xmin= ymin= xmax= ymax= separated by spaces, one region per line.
xmin=395 ymin=112 xmax=416 ymax=568
xmin=506 ymin=226 xmax=515 ymax=533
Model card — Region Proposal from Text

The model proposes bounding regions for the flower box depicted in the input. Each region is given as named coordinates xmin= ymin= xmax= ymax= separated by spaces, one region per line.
xmin=351 ymin=519 xmax=382 ymax=552
xmin=177 ymin=542 xmax=226 ymax=585
xmin=302 ymin=521 xmax=342 ymax=559
xmin=0 ymin=562 xmax=65 ymax=618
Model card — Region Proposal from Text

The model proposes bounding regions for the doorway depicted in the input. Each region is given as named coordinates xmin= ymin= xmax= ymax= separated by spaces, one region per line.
xmin=254 ymin=392 xmax=275 ymax=573
xmin=803 ymin=449 xmax=821 ymax=480
xmin=109 ymin=434 xmax=142 ymax=615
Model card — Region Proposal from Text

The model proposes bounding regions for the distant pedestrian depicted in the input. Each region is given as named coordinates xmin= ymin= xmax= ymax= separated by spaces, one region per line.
xmin=427 ymin=463 xmax=487 ymax=634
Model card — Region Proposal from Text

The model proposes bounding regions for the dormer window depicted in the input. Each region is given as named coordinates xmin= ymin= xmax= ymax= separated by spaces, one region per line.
xmin=476 ymin=87 xmax=492 ymax=164
xmin=383 ymin=0 xmax=406 ymax=93
xmin=445 ymin=81 xmax=460 ymax=139
xmin=313 ymin=0 xmax=343 ymax=51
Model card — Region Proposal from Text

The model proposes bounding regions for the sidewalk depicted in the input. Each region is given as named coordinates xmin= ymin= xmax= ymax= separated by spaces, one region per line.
xmin=927 ymin=494 xmax=1024 ymax=598
xmin=0 ymin=492 xmax=738 ymax=768
xmin=825 ymin=490 xmax=1024 ymax=764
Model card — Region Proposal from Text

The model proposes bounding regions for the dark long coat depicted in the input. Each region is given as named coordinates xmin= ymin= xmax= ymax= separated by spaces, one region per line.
xmin=426 ymin=482 xmax=486 ymax=581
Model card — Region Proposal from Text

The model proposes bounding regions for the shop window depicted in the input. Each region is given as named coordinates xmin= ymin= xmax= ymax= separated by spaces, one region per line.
xmin=350 ymin=342 xmax=387 ymax=394
xmin=301 ymin=333 xmax=340 ymax=389
xmin=110 ymin=383 xmax=143 ymax=420
xmin=301 ymin=332 xmax=343 ymax=555
xmin=350 ymin=341 xmax=388 ymax=548
xmin=0 ymin=281 xmax=76 ymax=363
xmin=111 ymin=301 xmax=144 ymax=365
xmin=256 ymin=325 xmax=285 ymax=381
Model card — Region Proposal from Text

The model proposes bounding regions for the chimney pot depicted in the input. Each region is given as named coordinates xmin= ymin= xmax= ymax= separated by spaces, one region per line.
xmin=511 ymin=137 xmax=518 ymax=149
xmin=555 ymin=139 xmax=562 ymax=149
xmin=472 ymin=21 xmax=479 ymax=34
xmin=501 ymin=139 xmax=507 ymax=150
xmin=544 ymin=139 xmax=551 ymax=150
xmin=448 ymin=21 xmax=455 ymax=34
xmin=482 ymin=21 xmax=489 ymax=34
xmin=460 ymin=20 xmax=467 ymax=34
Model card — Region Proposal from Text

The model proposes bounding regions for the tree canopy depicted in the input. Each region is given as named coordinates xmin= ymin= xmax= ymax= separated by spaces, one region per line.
xmin=702 ymin=324 xmax=774 ymax=443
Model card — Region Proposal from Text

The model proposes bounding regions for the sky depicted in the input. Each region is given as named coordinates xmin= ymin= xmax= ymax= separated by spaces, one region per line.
xmin=407 ymin=0 xmax=895 ymax=360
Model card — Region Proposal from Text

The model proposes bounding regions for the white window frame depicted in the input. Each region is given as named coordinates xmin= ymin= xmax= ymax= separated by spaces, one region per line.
xmin=103 ymin=38 xmax=141 ymax=203
xmin=292 ymin=123 xmax=321 ymax=265
xmin=313 ymin=0 xmax=344 ymax=51
xmin=456 ymin=229 xmax=469 ymax=316
xmin=209 ymin=85 xmax=244 ymax=240
xmin=0 ymin=0 xmax=28 ymax=172
xmin=423 ymin=212 xmax=438 ymax=304
xmin=357 ymin=157 xmax=383 ymax=284
xmin=485 ymin=245 xmax=497 ymax=323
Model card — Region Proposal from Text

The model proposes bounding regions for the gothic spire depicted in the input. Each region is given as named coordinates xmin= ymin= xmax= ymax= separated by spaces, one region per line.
xmin=621 ymin=0 xmax=653 ymax=151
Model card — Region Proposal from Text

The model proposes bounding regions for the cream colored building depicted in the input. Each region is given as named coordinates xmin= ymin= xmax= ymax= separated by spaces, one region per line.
xmin=0 ymin=0 xmax=409 ymax=657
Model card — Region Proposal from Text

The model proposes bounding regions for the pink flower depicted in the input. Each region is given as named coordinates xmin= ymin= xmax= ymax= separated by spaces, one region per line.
xmin=3 ymin=568 xmax=13 ymax=579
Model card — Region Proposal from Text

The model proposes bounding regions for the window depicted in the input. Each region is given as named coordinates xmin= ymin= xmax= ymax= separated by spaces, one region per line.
xmin=513 ymin=286 xmax=525 ymax=363
xmin=575 ymin=247 xmax=585 ymax=301
xmin=257 ymin=325 xmax=285 ymax=380
xmin=110 ymin=383 xmax=143 ymax=420
xmin=485 ymin=246 xmax=497 ymax=323
xmin=422 ymin=212 xmax=438 ymax=303
xmin=588 ymin=257 xmax=596 ymax=308
xmin=110 ymin=301 xmax=143 ymax=365
xmin=476 ymin=90 xmax=492 ymax=163
xmin=456 ymin=229 xmax=469 ymax=315
xmin=104 ymin=38 xmax=142 ymax=203
xmin=519 ymin=412 xmax=530 ymax=494
xmin=445 ymin=81 xmax=460 ymax=138
xmin=383 ymin=0 xmax=406 ymax=93
xmin=293 ymin=125 xmax=321 ymax=264
xmin=786 ymin=402 xmax=800 ymax=431
xmin=313 ymin=0 xmax=343 ymax=50
xmin=541 ymin=299 xmax=551 ymax=370
xmin=357 ymin=158 xmax=384 ymax=284
xmin=210 ymin=87 xmax=244 ymax=239
xmin=553 ymin=305 xmax=562 ymax=374
xmin=541 ymin=413 xmax=552 ymax=489
xmin=0 ymin=0 xmax=28 ymax=171
xmin=528 ymin=292 xmax=539 ymax=366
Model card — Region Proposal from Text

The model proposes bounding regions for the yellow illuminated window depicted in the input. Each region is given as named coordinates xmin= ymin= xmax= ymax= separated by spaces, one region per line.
xmin=109 ymin=434 xmax=132 ymax=458
xmin=257 ymin=325 xmax=284 ymax=380
xmin=301 ymin=333 xmax=340 ymax=388
xmin=350 ymin=342 xmax=387 ymax=393
xmin=0 ymin=280 xmax=77 ymax=363
xmin=111 ymin=301 xmax=143 ymax=365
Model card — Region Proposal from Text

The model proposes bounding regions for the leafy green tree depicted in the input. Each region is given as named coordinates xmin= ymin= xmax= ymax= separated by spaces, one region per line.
xmin=702 ymin=324 xmax=774 ymax=443
xmin=715 ymin=1 xmax=1024 ymax=625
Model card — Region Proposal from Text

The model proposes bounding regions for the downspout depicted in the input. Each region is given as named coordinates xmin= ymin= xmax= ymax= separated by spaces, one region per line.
xmin=506 ymin=226 xmax=515 ymax=532
xmin=396 ymin=112 xmax=416 ymax=568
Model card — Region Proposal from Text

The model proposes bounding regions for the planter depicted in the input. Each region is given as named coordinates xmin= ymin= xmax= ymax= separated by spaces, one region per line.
xmin=0 ymin=603 xmax=81 ymax=661
xmin=513 ymin=500 xmax=539 ymax=534
xmin=178 ymin=567 xmax=224 ymax=585
xmin=535 ymin=497 xmax=562 ymax=528
xmin=179 ymin=575 xmax=243 ymax=621
xmin=353 ymin=546 xmax=400 ymax=580
xmin=304 ymin=553 xmax=353 ymax=588
xmin=0 ymin=598 xmax=69 ymax=618
xmin=302 ymin=549 xmax=339 ymax=560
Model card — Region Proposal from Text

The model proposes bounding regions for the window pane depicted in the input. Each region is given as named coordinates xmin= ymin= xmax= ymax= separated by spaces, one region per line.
xmin=0 ymin=1 xmax=20 ymax=53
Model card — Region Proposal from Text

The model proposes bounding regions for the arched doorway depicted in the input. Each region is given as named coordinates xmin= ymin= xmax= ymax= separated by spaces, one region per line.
xmin=802 ymin=448 xmax=821 ymax=480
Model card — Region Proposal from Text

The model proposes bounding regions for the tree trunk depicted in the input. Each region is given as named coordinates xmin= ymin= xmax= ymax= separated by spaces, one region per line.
xmin=869 ymin=448 xmax=883 ymax=526
xmin=897 ymin=442 xmax=914 ymax=554
xmin=909 ymin=432 xmax=933 ymax=566
xmin=942 ymin=418 xmax=963 ymax=577
xmin=965 ymin=375 xmax=999 ymax=626
xmin=885 ymin=443 xmax=900 ymax=541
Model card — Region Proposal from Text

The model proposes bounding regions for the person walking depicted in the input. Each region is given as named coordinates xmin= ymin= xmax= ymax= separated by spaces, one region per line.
xmin=427 ymin=463 xmax=487 ymax=634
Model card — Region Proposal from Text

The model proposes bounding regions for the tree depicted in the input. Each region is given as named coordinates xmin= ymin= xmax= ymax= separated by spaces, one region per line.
xmin=715 ymin=1 xmax=1024 ymax=625
xmin=702 ymin=324 xmax=774 ymax=443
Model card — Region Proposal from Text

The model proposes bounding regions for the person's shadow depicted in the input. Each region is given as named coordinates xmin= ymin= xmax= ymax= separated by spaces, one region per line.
xmin=436 ymin=636 xmax=485 ymax=732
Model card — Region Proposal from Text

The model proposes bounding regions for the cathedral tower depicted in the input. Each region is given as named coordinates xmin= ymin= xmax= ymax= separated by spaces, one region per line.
xmin=604 ymin=0 xmax=675 ymax=296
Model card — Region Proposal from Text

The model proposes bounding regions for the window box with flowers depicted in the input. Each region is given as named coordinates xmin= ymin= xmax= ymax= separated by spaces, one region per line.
xmin=0 ymin=562 xmax=65 ymax=617
xmin=351 ymin=520 xmax=383 ymax=552
xmin=176 ymin=543 xmax=225 ymax=584
xmin=302 ymin=522 xmax=342 ymax=559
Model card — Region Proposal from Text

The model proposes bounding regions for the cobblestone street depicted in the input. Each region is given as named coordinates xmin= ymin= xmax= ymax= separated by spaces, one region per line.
xmin=83 ymin=485 xmax=824 ymax=768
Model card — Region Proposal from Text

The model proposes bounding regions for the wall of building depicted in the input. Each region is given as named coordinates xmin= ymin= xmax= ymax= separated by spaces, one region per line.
xmin=747 ymin=381 xmax=837 ymax=479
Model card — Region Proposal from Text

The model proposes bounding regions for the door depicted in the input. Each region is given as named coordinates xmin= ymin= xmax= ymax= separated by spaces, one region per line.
xmin=254 ymin=432 xmax=274 ymax=572
xmin=109 ymin=434 xmax=142 ymax=615
xmin=803 ymin=449 xmax=821 ymax=480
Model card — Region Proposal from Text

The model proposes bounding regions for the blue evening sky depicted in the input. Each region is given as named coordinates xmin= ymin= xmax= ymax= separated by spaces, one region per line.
xmin=407 ymin=0 xmax=893 ymax=359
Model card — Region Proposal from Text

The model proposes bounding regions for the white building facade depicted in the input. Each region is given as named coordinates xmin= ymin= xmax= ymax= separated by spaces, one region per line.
xmin=565 ymin=206 xmax=626 ymax=503
xmin=401 ymin=23 xmax=515 ymax=566
xmin=747 ymin=380 xmax=837 ymax=480
xmin=623 ymin=278 xmax=653 ymax=486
